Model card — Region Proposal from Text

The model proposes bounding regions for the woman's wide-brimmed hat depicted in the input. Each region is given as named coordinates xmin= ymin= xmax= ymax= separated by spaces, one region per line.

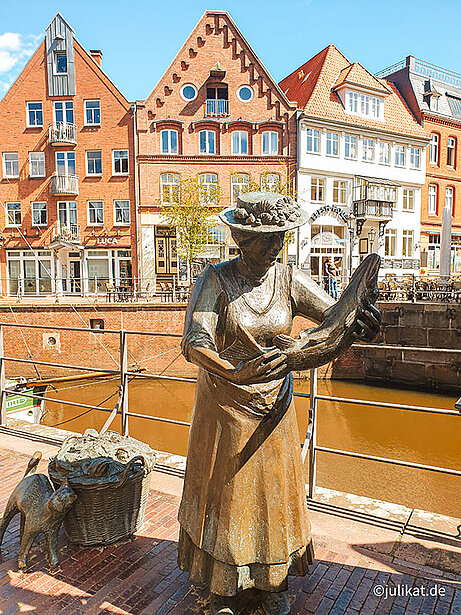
xmin=219 ymin=191 xmax=309 ymax=233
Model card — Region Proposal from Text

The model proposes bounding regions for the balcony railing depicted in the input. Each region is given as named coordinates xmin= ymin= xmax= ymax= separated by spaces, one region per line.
xmin=49 ymin=122 xmax=77 ymax=145
xmin=52 ymin=222 xmax=81 ymax=243
xmin=353 ymin=201 xmax=393 ymax=220
xmin=205 ymin=99 xmax=229 ymax=117
xmin=51 ymin=174 xmax=79 ymax=195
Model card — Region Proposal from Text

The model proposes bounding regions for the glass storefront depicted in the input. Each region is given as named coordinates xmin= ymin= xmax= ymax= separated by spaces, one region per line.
xmin=7 ymin=251 xmax=52 ymax=296
xmin=427 ymin=234 xmax=461 ymax=274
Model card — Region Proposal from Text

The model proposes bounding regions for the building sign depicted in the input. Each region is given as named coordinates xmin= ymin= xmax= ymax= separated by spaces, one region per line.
xmin=310 ymin=205 xmax=348 ymax=223
xmin=96 ymin=237 xmax=119 ymax=245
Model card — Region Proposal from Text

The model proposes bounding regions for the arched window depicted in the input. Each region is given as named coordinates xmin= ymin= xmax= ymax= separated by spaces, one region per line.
xmin=446 ymin=186 xmax=455 ymax=216
xmin=429 ymin=133 xmax=439 ymax=165
xmin=262 ymin=131 xmax=278 ymax=155
xmin=160 ymin=129 xmax=178 ymax=154
xmin=261 ymin=173 xmax=280 ymax=193
xmin=428 ymin=184 xmax=438 ymax=215
xmin=447 ymin=137 xmax=457 ymax=168
xmin=199 ymin=173 xmax=218 ymax=204
xmin=160 ymin=173 xmax=180 ymax=204
xmin=231 ymin=131 xmax=248 ymax=155
xmin=231 ymin=173 xmax=249 ymax=204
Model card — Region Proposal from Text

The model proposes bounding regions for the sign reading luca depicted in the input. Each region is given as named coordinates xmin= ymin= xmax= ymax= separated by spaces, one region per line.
xmin=96 ymin=237 xmax=119 ymax=245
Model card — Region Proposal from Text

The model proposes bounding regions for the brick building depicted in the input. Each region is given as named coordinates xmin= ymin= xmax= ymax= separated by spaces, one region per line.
xmin=378 ymin=56 xmax=461 ymax=276
xmin=135 ymin=11 xmax=298 ymax=284
xmin=280 ymin=46 xmax=428 ymax=285
xmin=0 ymin=13 xmax=137 ymax=298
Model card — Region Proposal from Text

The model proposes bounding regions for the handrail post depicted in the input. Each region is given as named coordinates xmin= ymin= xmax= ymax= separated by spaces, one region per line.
xmin=307 ymin=368 xmax=318 ymax=499
xmin=120 ymin=330 xmax=129 ymax=436
xmin=0 ymin=326 xmax=6 ymax=426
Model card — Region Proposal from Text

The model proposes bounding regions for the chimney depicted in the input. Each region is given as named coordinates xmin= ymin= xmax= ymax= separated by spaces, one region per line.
xmin=90 ymin=49 xmax=103 ymax=66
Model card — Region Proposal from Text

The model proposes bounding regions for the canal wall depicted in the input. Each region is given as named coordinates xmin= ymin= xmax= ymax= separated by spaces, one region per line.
xmin=332 ymin=302 xmax=461 ymax=392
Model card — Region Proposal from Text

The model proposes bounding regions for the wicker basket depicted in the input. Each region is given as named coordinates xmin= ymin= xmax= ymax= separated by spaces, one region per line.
xmin=48 ymin=431 xmax=155 ymax=546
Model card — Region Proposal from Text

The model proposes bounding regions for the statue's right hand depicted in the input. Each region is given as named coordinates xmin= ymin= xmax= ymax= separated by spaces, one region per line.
xmin=230 ymin=348 xmax=288 ymax=385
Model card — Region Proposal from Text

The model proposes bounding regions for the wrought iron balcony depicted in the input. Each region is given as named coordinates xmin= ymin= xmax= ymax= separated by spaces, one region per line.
xmin=49 ymin=122 xmax=77 ymax=145
xmin=205 ymin=99 xmax=229 ymax=117
xmin=52 ymin=222 xmax=81 ymax=243
xmin=353 ymin=201 xmax=393 ymax=220
xmin=51 ymin=174 xmax=79 ymax=196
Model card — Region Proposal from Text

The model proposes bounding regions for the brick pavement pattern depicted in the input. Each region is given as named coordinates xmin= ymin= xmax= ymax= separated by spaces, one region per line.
xmin=0 ymin=449 xmax=459 ymax=615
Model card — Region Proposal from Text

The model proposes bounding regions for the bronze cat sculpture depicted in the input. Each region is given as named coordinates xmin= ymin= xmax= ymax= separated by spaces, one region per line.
xmin=0 ymin=451 xmax=77 ymax=571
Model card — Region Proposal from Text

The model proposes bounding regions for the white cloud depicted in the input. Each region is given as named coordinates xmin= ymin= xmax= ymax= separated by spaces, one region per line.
xmin=0 ymin=33 xmax=21 ymax=51
xmin=0 ymin=50 xmax=18 ymax=73
xmin=0 ymin=32 xmax=42 ymax=98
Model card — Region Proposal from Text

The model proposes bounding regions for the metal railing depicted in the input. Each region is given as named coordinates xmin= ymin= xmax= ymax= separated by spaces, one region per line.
xmin=51 ymin=174 xmax=79 ymax=195
xmin=378 ymin=274 xmax=461 ymax=303
xmin=52 ymin=222 xmax=81 ymax=243
xmin=205 ymin=99 xmax=229 ymax=117
xmin=49 ymin=122 xmax=77 ymax=145
xmin=0 ymin=322 xmax=459 ymax=506
xmin=353 ymin=201 xmax=393 ymax=219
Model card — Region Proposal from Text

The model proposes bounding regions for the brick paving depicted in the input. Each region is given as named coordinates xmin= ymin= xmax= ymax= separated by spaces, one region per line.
xmin=0 ymin=449 xmax=459 ymax=615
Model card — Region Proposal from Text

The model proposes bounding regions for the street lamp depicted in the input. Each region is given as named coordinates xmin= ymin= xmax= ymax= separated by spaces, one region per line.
xmin=368 ymin=228 xmax=376 ymax=254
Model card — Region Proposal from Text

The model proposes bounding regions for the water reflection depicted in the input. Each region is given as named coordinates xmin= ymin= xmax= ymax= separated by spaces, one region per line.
xmin=43 ymin=376 xmax=461 ymax=518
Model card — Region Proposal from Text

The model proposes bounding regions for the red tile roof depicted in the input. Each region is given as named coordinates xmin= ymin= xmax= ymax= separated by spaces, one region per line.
xmin=280 ymin=45 xmax=427 ymax=139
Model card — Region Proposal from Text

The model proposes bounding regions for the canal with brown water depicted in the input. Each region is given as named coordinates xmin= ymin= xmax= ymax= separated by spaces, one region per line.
xmin=42 ymin=377 xmax=461 ymax=518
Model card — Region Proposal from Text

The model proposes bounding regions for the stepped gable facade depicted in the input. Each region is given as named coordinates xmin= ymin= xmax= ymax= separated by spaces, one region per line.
xmin=135 ymin=11 xmax=298 ymax=283
xmin=0 ymin=13 xmax=137 ymax=298
xmin=379 ymin=56 xmax=461 ymax=276
xmin=280 ymin=45 xmax=428 ymax=283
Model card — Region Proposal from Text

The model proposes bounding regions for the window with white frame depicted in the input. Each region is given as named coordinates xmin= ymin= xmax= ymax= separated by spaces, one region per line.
xmin=447 ymin=137 xmax=456 ymax=167
xmin=430 ymin=133 xmax=439 ymax=165
xmin=231 ymin=131 xmax=248 ymax=155
xmin=84 ymin=100 xmax=101 ymax=126
xmin=311 ymin=177 xmax=325 ymax=202
xmin=333 ymin=180 xmax=347 ymax=205
xmin=379 ymin=142 xmax=390 ymax=165
xmin=32 ymin=202 xmax=47 ymax=226
xmin=428 ymin=184 xmax=438 ymax=215
xmin=402 ymin=230 xmax=413 ymax=257
xmin=326 ymin=132 xmax=339 ymax=156
xmin=54 ymin=101 xmax=74 ymax=125
xmin=199 ymin=173 xmax=218 ymax=204
xmin=402 ymin=189 xmax=415 ymax=211
xmin=262 ymin=131 xmax=278 ymax=155
xmin=55 ymin=51 xmax=67 ymax=74
xmin=160 ymin=129 xmax=178 ymax=154
xmin=306 ymin=128 xmax=320 ymax=153
xmin=26 ymin=102 xmax=43 ymax=127
xmin=112 ymin=150 xmax=128 ymax=174
xmin=86 ymin=151 xmax=102 ymax=175
xmin=56 ymin=151 xmax=76 ymax=175
xmin=348 ymin=91 xmax=359 ymax=113
xmin=160 ymin=173 xmax=180 ymax=204
xmin=3 ymin=153 xmax=19 ymax=177
xmin=207 ymin=225 xmax=226 ymax=245
xmin=344 ymin=135 xmax=357 ymax=159
xmin=261 ymin=173 xmax=280 ymax=192
xmin=88 ymin=201 xmax=104 ymax=225
xmin=394 ymin=145 xmax=405 ymax=167
xmin=409 ymin=146 xmax=420 ymax=169
xmin=446 ymin=186 xmax=454 ymax=215
xmin=29 ymin=152 xmax=45 ymax=177
xmin=362 ymin=138 xmax=374 ymax=162
xmin=384 ymin=229 xmax=397 ymax=256
xmin=6 ymin=202 xmax=21 ymax=226
xmin=199 ymin=130 xmax=216 ymax=155
xmin=231 ymin=174 xmax=249 ymax=204
xmin=347 ymin=91 xmax=383 ymax=119
xmin=114 ymin=200 xmax=130 ymax=224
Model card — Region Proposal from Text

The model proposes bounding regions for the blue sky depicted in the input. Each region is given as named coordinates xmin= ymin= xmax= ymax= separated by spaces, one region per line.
xmin=0 ymin=0 xmax=460 ymax=102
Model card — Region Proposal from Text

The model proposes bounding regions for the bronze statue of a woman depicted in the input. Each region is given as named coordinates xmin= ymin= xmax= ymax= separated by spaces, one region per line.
xmin=178 ymin=192 xmax=380 ymax=615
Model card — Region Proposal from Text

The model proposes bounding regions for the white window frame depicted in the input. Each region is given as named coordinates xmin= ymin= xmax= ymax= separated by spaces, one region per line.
xmin=54 ymin=50 xmax=68 ymax=74
xmin=199 ymin=130 xmax=216 ymax=155
xmin=447 ymin=137 xmax=456 ymax=167
xmin=160 ymin=129 xmax=178 ymax=154
xmin=86 ymin=150 xmax=102 ymax=176
xmin=231 ymin=131 xmax=248 ymax=155
xmin=306 ymin=128 xmax=320 ymax=153
xmin=311 ymin=177 xmax=325 ymax=202
xmin=262 ymin=131 xmax=278 ymax=155
xmin=428 ymin=184 xmax=438 ymax=215
xmin=332 ymin=180 xmax=347 ymax=205
xmin=430 ymin=133 xmax=439 ymax=165
xmin=446 ymin=186 xmax=454 ymax=216
xmin=402 ymin=230 xmax=414 ymax=258
xmin=6 ymin=202 xmax=21 ymax=227
xmin=56 ymin=151 xmax=76 ymax=176
xmin=112 ymin=150 xmax=129 ymax=175
xmin=3 ymin=153 xmax=19 ymax=178
xmin=362 ymin=138 xmax=374 ymax=162
xmin=347 ymin=90 xmax=383 ymax=119
xmin=394 ymin=145 xmax=405 ymax=167
xmin=29 ymin=152 xmax=45 ymax=178
xmin=160 ymin=173 xmax=180 ymax=204
xmin=31 ymin=201 xmax=47 ymax=227
xmin=384 ymin=229 xmax=397 ymax=257
xmin=261 ymin=173 xmax=280 ymax=192
xmin=379 ymin=142 xmax=390 ymax=165
xmin=344 ymin=135 xmax=357 ymax=159
xmin=231 ymin=174 xmax=249 ymax=205
xmin=84 ymin=100 xmax=101 ymax=126
xmin=26 ymin=102 xmax=43 ymax=127
xmin=199 ymin=173 xmax=218 ymax=204
xmin=326 ymin=132 xmax=339 ymax=157
xmin=53 ymin=100 xmax=74 ymax=125
xmin=409 ymin=146 xmax=420 ymax=169
xmin=114 ymin=200 xmax=130 ymax=225
xmin=87 ymin=201 xmax=104 ymax=226
xmin=402 ymin=189 xmax=415 ymax=212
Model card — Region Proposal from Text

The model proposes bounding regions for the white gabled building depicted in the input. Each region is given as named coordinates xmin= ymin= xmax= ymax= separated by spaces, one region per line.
xmin=280 ymin=45 xmax=429 ymax=285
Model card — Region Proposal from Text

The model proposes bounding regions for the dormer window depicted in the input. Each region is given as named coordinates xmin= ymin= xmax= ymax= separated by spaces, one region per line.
xmin=346 ymin=90 xmax=383 ymax=120
xmin=55 ymin=51 xmax=67 ymax=74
